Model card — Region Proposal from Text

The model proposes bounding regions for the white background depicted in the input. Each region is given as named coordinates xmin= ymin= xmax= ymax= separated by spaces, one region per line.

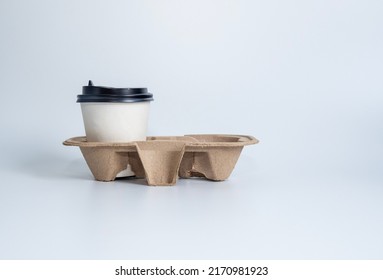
xmin=0 ymin=0 xmax=382 ymax=259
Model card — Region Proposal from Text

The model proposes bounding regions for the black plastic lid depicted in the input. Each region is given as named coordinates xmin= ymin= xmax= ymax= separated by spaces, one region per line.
xmin=77 ymin=80 xmax=154 ymax=103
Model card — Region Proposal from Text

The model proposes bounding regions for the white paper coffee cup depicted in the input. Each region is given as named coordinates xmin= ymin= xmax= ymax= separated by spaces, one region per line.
xmin=77 ymin=80 xmax=154 ymax=142
xmin=80 ymin=102 xmax=150 ymax=142
xmin=77 ymin=81 xmax=154 ymax=177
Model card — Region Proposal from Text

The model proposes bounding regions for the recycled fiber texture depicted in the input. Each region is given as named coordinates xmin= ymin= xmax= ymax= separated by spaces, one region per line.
xmin=63 ymin=135 xmax=258 ymax=186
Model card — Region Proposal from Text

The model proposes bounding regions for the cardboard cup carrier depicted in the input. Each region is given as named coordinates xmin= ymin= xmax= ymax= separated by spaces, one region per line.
xmin=64 ymin=135 xmax=258 ymax=186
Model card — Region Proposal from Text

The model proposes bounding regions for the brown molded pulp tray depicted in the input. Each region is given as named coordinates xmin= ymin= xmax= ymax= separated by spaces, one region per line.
xmin=63 ymin=134 xmax=259 ymax=186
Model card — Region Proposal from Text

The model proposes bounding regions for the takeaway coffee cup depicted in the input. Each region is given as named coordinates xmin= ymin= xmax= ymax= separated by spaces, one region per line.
xmin=77 ymin=81 xmax=154 ymax=142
